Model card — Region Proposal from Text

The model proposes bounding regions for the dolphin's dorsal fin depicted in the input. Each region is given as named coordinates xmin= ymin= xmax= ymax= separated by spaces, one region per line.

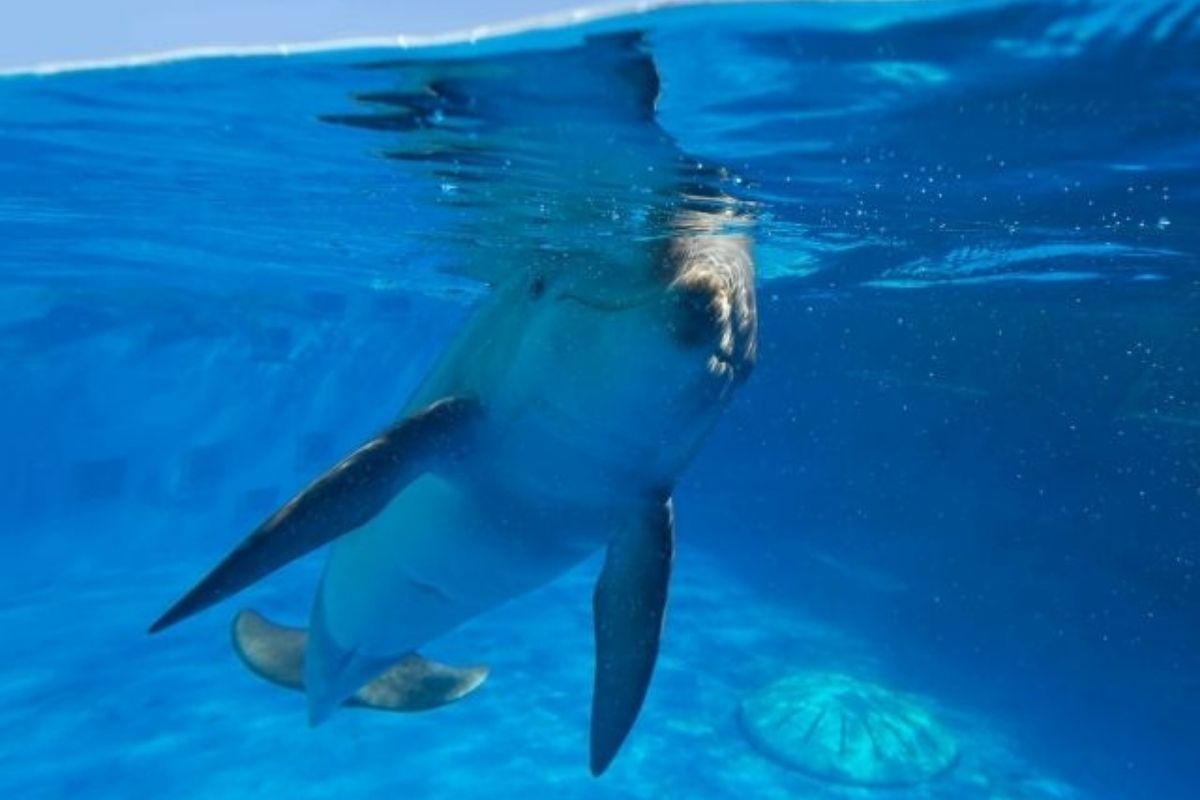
xmin=590 ymin=497 xmax=674 ymax=776
xmin=232 ymin=610 xmax=487 ymax=711
xmin=149 ymin=397 xmax=482 ymax=634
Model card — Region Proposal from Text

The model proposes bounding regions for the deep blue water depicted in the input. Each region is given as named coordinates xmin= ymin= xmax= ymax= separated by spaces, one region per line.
xmin=1 ymin=1 xmax=1198 ymax=798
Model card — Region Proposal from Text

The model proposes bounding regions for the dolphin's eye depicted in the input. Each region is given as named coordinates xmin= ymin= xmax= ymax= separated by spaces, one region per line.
xmin=530 ymin=275 xmax=546 ymax=299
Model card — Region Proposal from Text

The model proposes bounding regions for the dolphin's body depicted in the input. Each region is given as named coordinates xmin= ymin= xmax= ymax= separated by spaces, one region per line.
xmin=150 ymin=34 xmax=757 ymax=775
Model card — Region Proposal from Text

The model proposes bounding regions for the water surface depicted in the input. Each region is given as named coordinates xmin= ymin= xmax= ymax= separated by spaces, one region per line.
xmin=1 ymin=1 xmax=1197 ymax=798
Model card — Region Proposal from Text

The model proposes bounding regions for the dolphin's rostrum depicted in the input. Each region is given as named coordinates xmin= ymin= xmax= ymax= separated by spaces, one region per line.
xmin=150 ymin=33 xmax=757 ymax=776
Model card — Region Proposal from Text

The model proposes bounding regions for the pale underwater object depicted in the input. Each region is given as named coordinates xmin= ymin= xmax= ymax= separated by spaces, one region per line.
xmin=739 ymin=672 xmax=960 ymax=787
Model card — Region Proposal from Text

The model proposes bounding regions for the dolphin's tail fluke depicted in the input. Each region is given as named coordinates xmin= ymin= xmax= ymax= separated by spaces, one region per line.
xmin=232 ymin=609 xmax=488 ymax=714
xmin=148 ymin=397 xmax=481 ymax=634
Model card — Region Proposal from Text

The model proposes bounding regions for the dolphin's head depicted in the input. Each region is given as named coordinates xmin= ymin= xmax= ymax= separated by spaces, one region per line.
xmin=495 ymin=209 xmax=757 ymax=487
xmin=535 ymin=208 xmax=757 ymax=384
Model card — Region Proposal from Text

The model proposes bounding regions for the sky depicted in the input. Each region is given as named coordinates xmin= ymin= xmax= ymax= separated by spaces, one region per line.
xmin=0 ymin=0 xmax=586 ymax=69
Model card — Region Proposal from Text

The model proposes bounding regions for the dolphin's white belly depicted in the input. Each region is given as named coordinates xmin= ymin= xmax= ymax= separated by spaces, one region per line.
xmin=315 ymin=468 xmax=609 ymax=673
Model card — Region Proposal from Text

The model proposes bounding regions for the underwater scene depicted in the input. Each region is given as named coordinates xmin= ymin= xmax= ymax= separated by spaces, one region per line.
xmin=1 ymin=0 xmax=1198 ymax=798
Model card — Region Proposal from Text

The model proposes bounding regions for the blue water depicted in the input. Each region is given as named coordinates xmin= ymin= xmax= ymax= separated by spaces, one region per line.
xmin=2 ymin=1 xmax=1198 ymax=798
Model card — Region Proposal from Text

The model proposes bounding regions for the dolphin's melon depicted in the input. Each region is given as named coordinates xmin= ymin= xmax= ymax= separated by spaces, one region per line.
xmin=739 ymin=672 xmax=959 ymax=787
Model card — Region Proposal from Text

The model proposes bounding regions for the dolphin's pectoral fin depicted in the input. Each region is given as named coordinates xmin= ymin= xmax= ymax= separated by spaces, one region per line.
xmin=589 ymin=497 xmax=675 ymax=776
xmin=149 ymin=397 xmax=481 ymax=634
xmin=232 ymin=610 xmax=488 ymax=712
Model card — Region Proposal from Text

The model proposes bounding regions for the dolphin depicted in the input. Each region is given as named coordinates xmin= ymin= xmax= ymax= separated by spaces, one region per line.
xmin=149 ymin=33 xmax=757 ymax=776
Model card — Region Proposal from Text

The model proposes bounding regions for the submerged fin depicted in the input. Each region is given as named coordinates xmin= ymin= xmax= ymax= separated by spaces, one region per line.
xmin=590 ymin=497 xmax=674 ymax=776
xmin=303 ymin=589 xmax=405 ymax=725
xmin=149 ymin=397 xmax=481 ymax=634
xmin=232 ymin=609 xmax=488 ymax=712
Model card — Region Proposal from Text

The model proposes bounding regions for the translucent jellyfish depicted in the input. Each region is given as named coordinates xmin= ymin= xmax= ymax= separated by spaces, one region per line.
xmin=739 ymin=672 xmax=959 ymax=787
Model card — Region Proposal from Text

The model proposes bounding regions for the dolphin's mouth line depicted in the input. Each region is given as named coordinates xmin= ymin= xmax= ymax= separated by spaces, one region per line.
xmin=556 ymin=290 xmax=662 ymax=312
xmin=559 ymin=290 xmax=742 ymax=377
